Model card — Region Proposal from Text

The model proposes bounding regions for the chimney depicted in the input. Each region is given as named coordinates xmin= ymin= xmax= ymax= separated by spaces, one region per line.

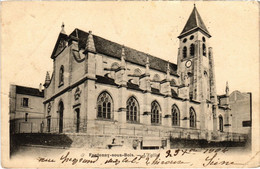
xmin=39 ymin=83 xmax=42 ymax=92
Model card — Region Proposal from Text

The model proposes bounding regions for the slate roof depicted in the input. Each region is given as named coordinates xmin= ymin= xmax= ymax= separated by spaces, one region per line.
xmin=217 ymin=94 xmax=228 ymax=99
xmin=178 ymin=6 xmax=210 ymax=38
xmin=16 ymin=85 xmax=44 ymax=97
xmin=69 ymin=29 xmax=178 ymax=77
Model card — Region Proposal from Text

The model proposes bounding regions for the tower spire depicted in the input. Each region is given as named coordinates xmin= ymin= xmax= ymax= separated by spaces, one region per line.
xmin=61 ymin=22 xmax=66 ymax=34
xmin=43 ymin=71 xmax=51 ymax=87
xmin=145 ymin=55 xmax=150 ymax=76
xmin=178 ymin=6 xmax=211 ymax=38
xmin=225 ymin=81 xmax=229 ymax=96
xmin=120 ymin=45 xmax=126 ymax=69
xmin=85 ymin=30 xmax=96 ymax=53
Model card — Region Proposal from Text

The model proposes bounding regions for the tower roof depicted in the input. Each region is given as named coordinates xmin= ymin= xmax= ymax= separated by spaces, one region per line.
xmin=178 ymin=5 xmax=211 ymax=38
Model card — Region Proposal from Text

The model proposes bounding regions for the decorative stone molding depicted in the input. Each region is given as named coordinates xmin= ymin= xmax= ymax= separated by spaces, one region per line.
xmin=118 ymin=107 xmax=127 ymax=112
xmin=47 ymin=102 xmax=51 ymax=114
xmin=74 ymin=87 xmax=82 ymax=101
xmin=143 ymin=111 xmax=151 ymax=115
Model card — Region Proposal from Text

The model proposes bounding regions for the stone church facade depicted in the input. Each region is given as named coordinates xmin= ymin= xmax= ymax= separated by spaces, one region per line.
xmin=42 ymin=6 xmax=245 ymax=148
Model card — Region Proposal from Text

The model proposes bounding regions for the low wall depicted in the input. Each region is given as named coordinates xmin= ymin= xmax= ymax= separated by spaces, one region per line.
xmin=10 ymin=133 xmax=148 ymax=151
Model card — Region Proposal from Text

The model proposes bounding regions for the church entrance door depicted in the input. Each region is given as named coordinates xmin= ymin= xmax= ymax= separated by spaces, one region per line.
xmin=58 ymin=101 xmax=64 ymax=133
xmin=47 ymin=117 xmax=51 ymax=132
xmin=75 ymin=108 xmax=80 ymax=133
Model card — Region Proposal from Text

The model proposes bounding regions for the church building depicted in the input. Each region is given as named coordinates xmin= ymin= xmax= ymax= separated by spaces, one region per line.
xmin=42 ymin=6 xmax=247 ymax=149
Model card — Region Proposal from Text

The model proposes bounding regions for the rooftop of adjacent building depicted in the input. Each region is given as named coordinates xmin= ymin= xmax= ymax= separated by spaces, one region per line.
xmin=12 ymin=84 xmax=44 ymax=98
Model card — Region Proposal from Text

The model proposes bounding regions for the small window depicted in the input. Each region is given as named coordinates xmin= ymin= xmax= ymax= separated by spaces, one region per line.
xmin=25 ymin=113 xmax=28 ymax=122
xmin=111 ymin=62 xmax=119 ymax=70
xmin=204 ymin=71 xmax=208 ymax=76
xmin=190 ymin=35 xmax=194 ymax=40
xmin=153 ymin=74 xmax=161 ymax=82
xmin=59 ymin=65 xmax=64 ymax=86
xmin=190 ymin=107 xmax=196 ymax=128
xmin=202 ymin=37 xmax=206 ymax=42
xmin=133 ymin=68 xmax=142 ymax=84
xmin=183 ymin=46 xmax=187 ymax=58
xmin=182 ymin=38 xmax=187 ymax=43
xmin=219 ymin=115 xmax=223 ymax=132
xmin=22 ymin=98 xmax=29 ymax=107
xmin=190 ymin=44 xmax=195 ymax=56
xmin=134 ymin=68 xmax=142 ymax=76
xmin=203 ymin=43 xmax=206 ymax=56
xmin=110 ymin=62 xmax=120 ymax=79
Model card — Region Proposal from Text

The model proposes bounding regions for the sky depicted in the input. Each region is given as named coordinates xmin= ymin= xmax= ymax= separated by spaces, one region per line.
xmin=1 ymin=1 xmax=259 ymax=97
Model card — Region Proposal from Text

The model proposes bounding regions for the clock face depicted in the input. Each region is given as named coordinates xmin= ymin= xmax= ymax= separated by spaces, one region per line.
xmin=185 ymin=60 xmax=192 ymax=68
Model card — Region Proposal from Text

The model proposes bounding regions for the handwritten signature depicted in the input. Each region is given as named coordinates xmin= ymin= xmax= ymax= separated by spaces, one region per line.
xmin=36 ymin=148 xmax=244 ymax=167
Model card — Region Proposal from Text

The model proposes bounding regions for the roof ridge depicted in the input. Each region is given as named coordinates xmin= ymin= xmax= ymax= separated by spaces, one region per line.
xmin=194 ymin=7 xmax=199 ymax=28
xmin=74 ymin=28 xmax=177 ymax=67
xmin=16 ymin=85 xmax=40 ymax=90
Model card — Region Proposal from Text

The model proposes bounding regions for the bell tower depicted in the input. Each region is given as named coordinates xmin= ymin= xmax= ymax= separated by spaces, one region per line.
xmin=177 ymin=5 xmax=217 ymax=103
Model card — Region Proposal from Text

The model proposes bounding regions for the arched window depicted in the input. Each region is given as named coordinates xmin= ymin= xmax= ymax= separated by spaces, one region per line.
xmin=59 ymin=65 xmax=64 ymax=86
xmin=153 ymin=74 xmax=161 ymax=82
xmin=97 ymin=92 xmax=113 ymax=119
xmin=190 ymin=44 xmax=195 ymax=56
xmin=133 ymin=68 xmax=142 ymax=84
xmin=203 ymin=43 xmax=206 ymax=56
xmin=189 ymin=107 xmax=196 ymax=128
xmin=183 ymin=46 xmax=187 ymax=58
xmin=152 ymin=74 xmax=161 ymax=89
xmin=111 ymin=62 xmax=119 ymax=70
xmin=151 ymin=101 xmax=161 ymax=124
xmin=172 ymin=105 xmax=180 ymax=126
xmin=134 ymin=68 xmax=142 ymax=76
xmin=219 ymin=115 xmax=223 ymax=132
xmin=126 ymin=97 xmax=139 ymax=122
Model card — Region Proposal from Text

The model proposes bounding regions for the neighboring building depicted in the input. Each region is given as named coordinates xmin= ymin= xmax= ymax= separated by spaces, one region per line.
xmin=217 ymin=83 xmax=251 ymax=144
xmin=39 ymin=6 xmax=249 ymax=149
xmin=9 ymin=84 xmax=44 ymax=133
xmin=229 ymin=91 xmax=252 ymax=134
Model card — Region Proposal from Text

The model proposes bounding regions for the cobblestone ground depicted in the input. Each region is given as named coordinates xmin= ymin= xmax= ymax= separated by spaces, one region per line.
xmin=11 ymin=146 xmax=69 ymax=159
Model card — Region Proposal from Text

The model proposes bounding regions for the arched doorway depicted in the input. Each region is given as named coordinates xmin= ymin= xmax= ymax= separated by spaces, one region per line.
xmin=58 ymin=101 xmax=64 ymax=133
xmin=75 ymin=108 xmax=80 ymax=133
xmin=47 ymin=117 xmax=51 ymax=132
xmin=219 ymin=115 xmax=223 ymax=132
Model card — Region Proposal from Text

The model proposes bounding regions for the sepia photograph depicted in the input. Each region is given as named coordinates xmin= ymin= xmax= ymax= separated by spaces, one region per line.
xmin=1 ymin=1 xmax=259 ymax=168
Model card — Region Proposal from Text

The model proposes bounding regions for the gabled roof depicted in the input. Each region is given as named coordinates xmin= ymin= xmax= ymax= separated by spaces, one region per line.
xmin=178 ymin=6 xmax=211 ymax=38
xmin=50 ymin=32 xmax=68 ymax=59
xmin=69 ymin=29 xmax=178 ymax=76
xmin=16 ymin=85 xmax=44 ymax=97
